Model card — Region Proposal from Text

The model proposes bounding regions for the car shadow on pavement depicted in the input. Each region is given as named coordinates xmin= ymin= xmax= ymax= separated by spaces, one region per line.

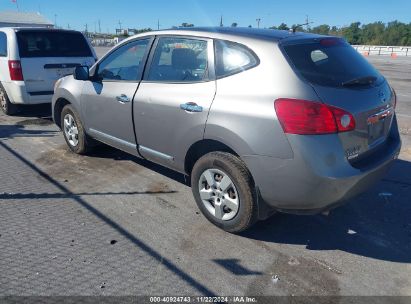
xmin=13 ymin=104 xmax=52 ymax=118
xmin=0 ymin=125 xmax=58 ymax=139
xmin=0 ymin=140 xmax=214 ymax=296
xmin=242 ymin=159 xmax=411 ymax=263
xmin=87 ymin=144 xmax=189 ymax=186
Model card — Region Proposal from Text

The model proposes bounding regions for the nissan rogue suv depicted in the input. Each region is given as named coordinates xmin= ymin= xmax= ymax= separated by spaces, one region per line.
xmin=52 ymin=28 xmax=401 ymax=232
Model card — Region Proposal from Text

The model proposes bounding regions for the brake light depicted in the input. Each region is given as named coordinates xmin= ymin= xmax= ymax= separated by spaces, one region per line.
xmin=8 ymin=60 xmax=24 ymax=81
xmin=274 ymin=98 xmax=356 ymax=135
xmin=320 ymin=38 xmax=344 ymax=47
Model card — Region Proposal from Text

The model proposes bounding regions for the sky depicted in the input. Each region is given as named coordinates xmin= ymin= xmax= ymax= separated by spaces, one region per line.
xmin=2 ymin=0 xmax=411 ymax=33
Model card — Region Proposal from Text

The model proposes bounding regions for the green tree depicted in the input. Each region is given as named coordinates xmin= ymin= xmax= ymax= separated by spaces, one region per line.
xmin=277 ymin=23 xmax=289 ymax=30
xmin=231 ymin=22 xmax=238 ymax=27
xmin=342 ymin=22 xmax=362 ymax=44
xmin=181 ymin=23 xmax=194 ymax=28
xmin=311 ymin=24 xmax=331 ymax=35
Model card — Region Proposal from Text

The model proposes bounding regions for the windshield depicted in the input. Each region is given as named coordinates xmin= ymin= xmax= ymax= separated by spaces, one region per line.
xmin=282 ymin=38 xmax=384 ymax=88
xmin=17 ymin=31 xmax=93 ymax=58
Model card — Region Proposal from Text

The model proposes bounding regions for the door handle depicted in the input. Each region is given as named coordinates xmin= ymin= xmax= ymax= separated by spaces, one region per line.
xmin=116 ymin=94 xmax=131 ymax=103
xmin=180 ymin=102 xmax=203 ymax=113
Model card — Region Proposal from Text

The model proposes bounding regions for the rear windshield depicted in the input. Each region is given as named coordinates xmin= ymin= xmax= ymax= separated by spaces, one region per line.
xmin=16 ymin=31 xmax=93 ymax=58
xmin=282 ymin=38 xmax=383 ymax=88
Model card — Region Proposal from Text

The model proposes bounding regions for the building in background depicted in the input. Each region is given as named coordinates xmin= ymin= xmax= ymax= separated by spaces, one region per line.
xmin=0 ymin=11 xmax=53 ymax=28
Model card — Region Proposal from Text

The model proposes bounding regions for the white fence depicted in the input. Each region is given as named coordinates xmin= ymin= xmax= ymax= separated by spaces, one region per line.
xmin=353 ymin=45 xmax=411 ymax=57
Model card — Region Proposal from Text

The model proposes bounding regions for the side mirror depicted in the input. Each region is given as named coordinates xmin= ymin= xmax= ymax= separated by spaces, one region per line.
xmin=73 ymin=66 xmax=90 ymax=81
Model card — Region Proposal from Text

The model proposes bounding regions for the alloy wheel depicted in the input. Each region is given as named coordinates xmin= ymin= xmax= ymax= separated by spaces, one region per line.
xmin=198 ymin=168 xmax=240 ymax=221
xmin=63 ymin=113 xmax=79 ymax=147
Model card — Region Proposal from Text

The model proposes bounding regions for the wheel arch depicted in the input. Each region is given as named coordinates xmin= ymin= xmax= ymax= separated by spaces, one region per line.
xmin=53 ymin=98 xmax=72 ymax=129
xmin=184 ymin=139 xmax=239 ymax=175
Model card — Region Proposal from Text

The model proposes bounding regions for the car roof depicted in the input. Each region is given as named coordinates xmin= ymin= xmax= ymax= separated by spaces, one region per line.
xmin=131 ymin=27 xmax=324 ymax=43
xmin=0 ymin=27 xmax=83 ymax=34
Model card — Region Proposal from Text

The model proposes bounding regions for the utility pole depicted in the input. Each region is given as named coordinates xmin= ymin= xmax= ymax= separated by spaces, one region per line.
xmin=220 ymin=15 xmax=223 ymax=27
xmin=98 ymin=20 xmax=101 ymax=33
xmin=54 ymin=14 xmax=57 ymax=28
xmin=157 ymin=19 xmax=160 ymax=30
xmin=256 ymin=18 xmax=261 ymax=29
xmin=306 ymin=15 xmax=310 ymax=31
xmin=118 ymin=21 xmax=122 ymax=32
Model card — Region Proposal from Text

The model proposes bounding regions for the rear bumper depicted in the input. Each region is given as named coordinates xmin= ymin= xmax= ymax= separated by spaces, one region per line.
xmin=243 ymin=122 xmax=401 ymax=213
xmin=3 ymin=81 xmax=52 ymax=105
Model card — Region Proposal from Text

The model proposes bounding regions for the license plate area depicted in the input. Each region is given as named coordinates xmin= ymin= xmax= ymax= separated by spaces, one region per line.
xmin=367 ymin=106 xmax=394 ymax=147
xmin=368 ymin=119 xmax=386 ymax=146
xmin=56 ymin=68 xmax=74 ymax=78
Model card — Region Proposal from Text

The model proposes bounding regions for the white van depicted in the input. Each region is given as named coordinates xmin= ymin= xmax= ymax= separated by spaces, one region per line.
xmin=0 ymin=28 xmax=96 ymax=115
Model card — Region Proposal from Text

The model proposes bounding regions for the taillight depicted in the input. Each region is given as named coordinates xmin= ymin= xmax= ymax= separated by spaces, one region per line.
xmin=8 ymin=60 xmax=24 ymax=81
xmin=274 ymin=98 xmax=356 ymax=135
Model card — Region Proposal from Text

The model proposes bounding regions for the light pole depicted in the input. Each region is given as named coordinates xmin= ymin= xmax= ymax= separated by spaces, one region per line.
xmin=256 ymin=18 xmax=261 ymax=29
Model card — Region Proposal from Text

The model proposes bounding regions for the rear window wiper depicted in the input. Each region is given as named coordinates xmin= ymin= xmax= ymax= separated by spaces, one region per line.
xmin=342 ymin=76 xmax=377 ymax=87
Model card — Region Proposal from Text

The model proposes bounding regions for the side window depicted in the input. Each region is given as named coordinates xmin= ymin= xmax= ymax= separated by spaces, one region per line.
xmin=215 ymin=40 xmax=259 ymax=78
xmin=146 ymin=37 xmax=208 ymax=82
xmin=311 ymin=50 xmax=329 ymax=64
xmin=97 ymin=39 xmax=150 ymax=81
xmin=0 ymin=32 xmax=7 ymax=57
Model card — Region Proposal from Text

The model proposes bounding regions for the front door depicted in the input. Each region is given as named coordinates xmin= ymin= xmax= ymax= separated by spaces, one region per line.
xmin=133 ymin=36 xmax=216 ymax=170
xmin=81 ymin=38 xmax=152 ymax=155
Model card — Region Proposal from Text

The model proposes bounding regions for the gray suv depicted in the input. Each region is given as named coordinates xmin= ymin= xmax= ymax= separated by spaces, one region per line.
xmin=52 ymin=28 xmax=401 ymax=233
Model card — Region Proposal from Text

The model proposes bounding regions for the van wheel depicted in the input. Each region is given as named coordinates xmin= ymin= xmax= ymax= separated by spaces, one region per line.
xmin=191 ymin=152 xmax=258 ymax=233
xmin=61 ymin=104 xmax=91 ymax=155
xmin=0 ymin=84 xmax=18 ymax=115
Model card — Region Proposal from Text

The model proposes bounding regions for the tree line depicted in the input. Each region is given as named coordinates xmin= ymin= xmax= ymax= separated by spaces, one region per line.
xmin=122 ymin=21 xmax=411 ymax=46
xmin=270 ymin=21 xmax=411 ymax=46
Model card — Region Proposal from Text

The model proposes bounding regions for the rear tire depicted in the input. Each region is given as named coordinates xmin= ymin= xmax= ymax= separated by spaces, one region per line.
xmin=191 ymin=152 xmax=258 ymax=233
xmin=0 ymin=83 xmax=18 ymax=116
xmin=61 ymin=104 xmax=92 ymax=155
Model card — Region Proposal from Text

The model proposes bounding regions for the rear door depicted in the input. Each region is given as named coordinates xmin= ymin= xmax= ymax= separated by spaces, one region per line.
xmin=281 ymin=38 xmax=395 ymax=160
xmin=133 ymin=36 xmax=216 ymax=170
xmin=16 ymin=30 xmax=95 ymax=95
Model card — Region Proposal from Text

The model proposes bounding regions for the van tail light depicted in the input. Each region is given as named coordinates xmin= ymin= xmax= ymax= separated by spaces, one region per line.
xmin=8 ymin=60 xmax=24 ymax=81
xmin=274 ymin=98 xmax=356 ymax=135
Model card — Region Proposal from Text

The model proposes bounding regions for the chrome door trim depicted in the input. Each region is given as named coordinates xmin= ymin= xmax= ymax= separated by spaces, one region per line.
xmin=139 ymin=145 xmax=174 ymax=161
xmin=88 ymin=128 xmax=138 ymax=156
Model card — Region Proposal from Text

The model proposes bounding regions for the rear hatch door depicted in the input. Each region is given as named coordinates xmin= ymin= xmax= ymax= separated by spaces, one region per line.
xmin=281 ymin=37 xmax=395 ymax=161
xmin=16 ymin=30 xmax=95 ymax=94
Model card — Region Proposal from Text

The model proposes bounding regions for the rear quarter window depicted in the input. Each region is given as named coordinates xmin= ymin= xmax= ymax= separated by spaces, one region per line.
xmin=0 ymin=32 xmax=7 ymax=57
xmin=215 ymin=40 xmax=259 ymax=78
xmin=16 ymin=31 xmax=93 ymax=58
xmin=282 ymin=38 xmax=383 ymax=87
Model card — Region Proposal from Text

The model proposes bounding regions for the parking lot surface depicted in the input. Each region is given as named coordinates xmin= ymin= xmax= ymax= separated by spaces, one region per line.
xmin=0 ymin=49 xmax=410 ymax=297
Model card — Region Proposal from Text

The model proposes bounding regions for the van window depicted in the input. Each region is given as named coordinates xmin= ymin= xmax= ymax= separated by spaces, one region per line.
xmin=283 ymin=38 xmax=383 ymax=87
xmin=0 ymin=32 xmax=7 ymax=57
xmin=215 ymin=40 xmax=259 ymax=78
xmin=16 ymin=31 xmax=93 ymax=58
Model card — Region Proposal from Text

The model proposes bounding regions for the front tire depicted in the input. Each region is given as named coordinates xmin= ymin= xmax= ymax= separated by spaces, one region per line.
xmin=191 ymin=152 xmax=258 ymax=233
xmin=0 ymin=84 xmax=18 ymax=115
xmin=61 ymin=104 xmax=91 ymax=155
